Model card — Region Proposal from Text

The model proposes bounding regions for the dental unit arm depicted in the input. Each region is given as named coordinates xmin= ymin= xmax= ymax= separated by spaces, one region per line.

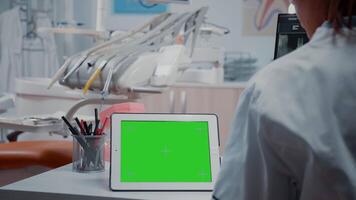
xmin=0 ymin=7 xmax=218 ymax=139
xmin=50 ymin=7 xmax=209 ymax=97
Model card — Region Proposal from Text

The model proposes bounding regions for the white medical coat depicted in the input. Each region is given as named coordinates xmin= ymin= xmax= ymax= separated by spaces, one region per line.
xmin=0 ymin=7 xmax=23 ymax=94
xmin=213 ymin=23 xmax=356 ymax=200
xmin=22 ymin=12 xmax=59 ymax=78
xmin=0 ymin=7 xmax=59 ymax=94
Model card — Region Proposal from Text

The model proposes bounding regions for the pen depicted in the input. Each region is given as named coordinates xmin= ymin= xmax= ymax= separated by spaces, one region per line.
xmin=98 ymin=117 xmax=108 ymax=135
xmin=75 ymin=117 xmax=85 ymax=134
xmin=80 ymin=120 xmax=85 ymax=133
xmin=88 ymin=123 xmax=93 ymax=135
xmin=61 ymin=116 xmax=78 ymax=135
xmin=94 ymin=108 xmax=99 ymax=135
xmin=83 ymin=121 xmax=89 ymax=135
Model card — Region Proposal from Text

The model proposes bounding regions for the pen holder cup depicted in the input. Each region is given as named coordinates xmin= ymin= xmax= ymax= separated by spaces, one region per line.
xmin=72 ymin=134 xmax=106 ymax=173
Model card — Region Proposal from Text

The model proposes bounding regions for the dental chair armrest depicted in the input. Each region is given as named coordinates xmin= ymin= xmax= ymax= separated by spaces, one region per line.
xmin=0 ymin=140 xmax=72 ymax=169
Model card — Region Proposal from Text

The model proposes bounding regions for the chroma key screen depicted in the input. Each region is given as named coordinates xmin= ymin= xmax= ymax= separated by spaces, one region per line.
xmin=120 ymin=121 xmax=212 ymax=182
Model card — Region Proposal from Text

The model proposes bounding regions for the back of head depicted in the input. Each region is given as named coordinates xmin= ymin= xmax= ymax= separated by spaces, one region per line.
xmin=327 ymin=0 xmax=356 ymax=31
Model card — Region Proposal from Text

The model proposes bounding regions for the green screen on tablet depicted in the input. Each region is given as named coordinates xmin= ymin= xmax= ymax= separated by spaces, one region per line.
xmin=120 ymin=121 xmax=212 ymax=182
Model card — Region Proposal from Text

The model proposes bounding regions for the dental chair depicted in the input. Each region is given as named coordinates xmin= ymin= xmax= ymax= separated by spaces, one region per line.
xmin=0 ymin=140 xmax=72 ymax=186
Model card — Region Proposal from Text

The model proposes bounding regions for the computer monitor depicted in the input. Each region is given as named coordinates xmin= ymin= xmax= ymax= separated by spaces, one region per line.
xmin=274 ymin=14 xmax=309 ymax=60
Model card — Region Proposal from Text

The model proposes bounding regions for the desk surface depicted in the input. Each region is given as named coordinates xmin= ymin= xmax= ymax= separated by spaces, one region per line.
xmin=0 ymin=163 xmax=212 ymax=200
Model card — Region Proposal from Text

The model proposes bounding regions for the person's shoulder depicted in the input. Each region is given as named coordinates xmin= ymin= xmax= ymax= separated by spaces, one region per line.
xmin=239 ymin=48 xmax=314 ymax=145
xmin=250 ymin=46 xmax=308 ymax=92
xmin=244 ymin=44 xmax=315 ymax=115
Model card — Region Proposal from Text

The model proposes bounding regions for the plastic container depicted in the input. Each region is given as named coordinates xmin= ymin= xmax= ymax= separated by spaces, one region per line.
xmin=72 ymin=134 xmax=106 ymax=173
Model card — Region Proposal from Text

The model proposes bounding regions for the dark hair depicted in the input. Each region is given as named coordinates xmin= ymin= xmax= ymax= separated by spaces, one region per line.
xmin=327 ymin=0 xmax=356 ymax=31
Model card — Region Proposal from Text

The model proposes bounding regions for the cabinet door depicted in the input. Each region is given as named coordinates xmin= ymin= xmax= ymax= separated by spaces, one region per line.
xmin=181 ymin=87 xmax=244 ymax=151
xmin=137 ymin=90 xmax=176 ymax=113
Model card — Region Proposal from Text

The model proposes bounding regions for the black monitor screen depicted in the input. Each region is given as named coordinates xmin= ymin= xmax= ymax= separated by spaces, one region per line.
xmin=274 ymin=14 xmax=309 ymax=60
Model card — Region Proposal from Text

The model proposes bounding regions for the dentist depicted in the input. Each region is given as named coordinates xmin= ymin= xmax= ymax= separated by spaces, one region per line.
xmin=213 ymin=0 xmax=356 ymax=199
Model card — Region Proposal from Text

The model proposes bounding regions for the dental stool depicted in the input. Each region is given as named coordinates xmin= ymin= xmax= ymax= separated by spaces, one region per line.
xmin=0 ymin=140 xmax=72 ymax=186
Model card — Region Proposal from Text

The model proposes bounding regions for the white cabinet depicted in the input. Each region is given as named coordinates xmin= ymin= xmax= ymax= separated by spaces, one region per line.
xmin=138 ymin=84 xmax=245 ymax=152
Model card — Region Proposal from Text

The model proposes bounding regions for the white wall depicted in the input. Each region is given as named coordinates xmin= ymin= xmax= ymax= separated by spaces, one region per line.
xmin=100 ymin=0 xmax=276 ymax=67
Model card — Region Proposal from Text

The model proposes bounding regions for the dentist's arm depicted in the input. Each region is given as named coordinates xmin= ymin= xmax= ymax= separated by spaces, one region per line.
xmin=212 ymin=84 xmax=293 ymax=200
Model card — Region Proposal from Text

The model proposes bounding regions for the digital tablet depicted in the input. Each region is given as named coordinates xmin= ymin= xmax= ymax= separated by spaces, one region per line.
xmin=110 ymin=113 xmax=220 ymax=191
